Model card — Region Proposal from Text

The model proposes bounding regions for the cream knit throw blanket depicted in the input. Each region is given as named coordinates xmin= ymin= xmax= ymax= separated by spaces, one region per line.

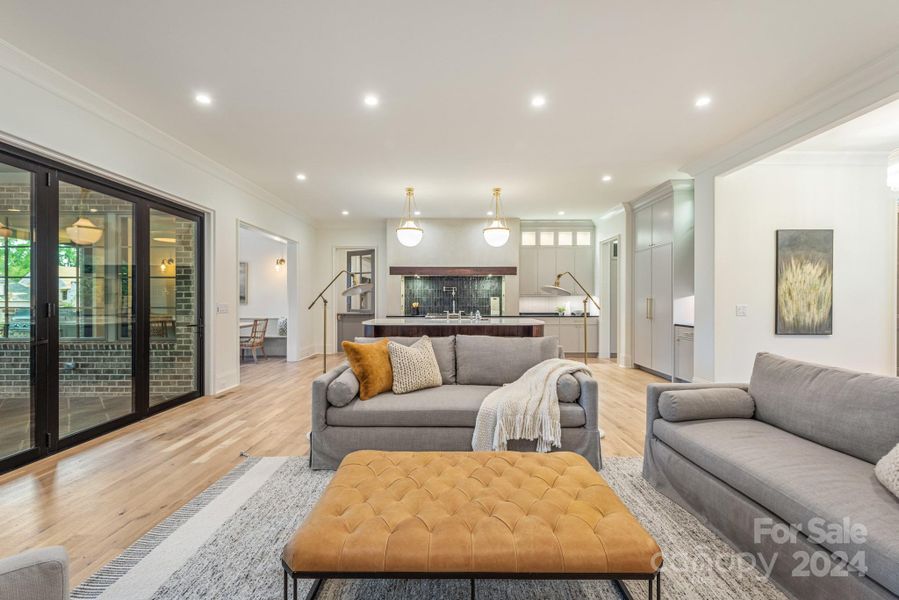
xmin=472 ymin=358 xmax=590 ymax=453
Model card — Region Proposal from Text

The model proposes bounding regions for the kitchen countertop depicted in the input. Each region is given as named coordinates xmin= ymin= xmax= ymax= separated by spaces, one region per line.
xmin=520 ymin=313 xmax=599 ymax=319
xmin=363 ymin=317 xmax=545 ymax=326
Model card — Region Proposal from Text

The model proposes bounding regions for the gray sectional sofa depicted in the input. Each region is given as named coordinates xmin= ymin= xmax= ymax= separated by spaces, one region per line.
xmin=310 ymin=334 xmax=601 ymax=470
xmin=644 ymin=352 xmax=899 ymax=600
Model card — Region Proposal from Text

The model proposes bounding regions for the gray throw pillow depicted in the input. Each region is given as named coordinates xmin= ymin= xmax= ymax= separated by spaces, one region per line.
xmin=326 ymin=367 xmax=359 ymax=407
xmin=875 ymin=443 xmax=899 ymax=499
xmin=658 ymin=388 xmax=755 ymax=422
xmin=388 ymin=336 xmax=443 ymax=394
xmin=557 ymin=373 xmax=580 ymax=402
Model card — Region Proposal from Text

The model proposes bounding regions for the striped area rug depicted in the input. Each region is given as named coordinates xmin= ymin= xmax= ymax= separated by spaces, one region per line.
xmin=72 ymin=456 xmax=787 ymax=600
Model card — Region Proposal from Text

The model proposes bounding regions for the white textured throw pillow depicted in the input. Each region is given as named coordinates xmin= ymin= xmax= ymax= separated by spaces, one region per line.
xmin=388 ymin=336 xmax=443 ymax=394
xmin=875 ymin=443 xmax=899 ymax=499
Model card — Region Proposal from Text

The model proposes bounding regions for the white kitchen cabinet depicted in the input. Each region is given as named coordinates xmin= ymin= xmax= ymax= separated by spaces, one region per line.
xmin=634 ymin=248 xmax=653 ymax=367
xmin=651 ymin=196 xmax=673 ymax=246
xmin=519 ymin=247 xmax=539 ymax=295
xmin=635 ymin=207 xmax=653 ymax=251
xmin=536 ymin=247 xmax=557 ymax=293
xmin=558 ymin=317 xmax=599 ymax=357
xmin=520 ymin=222 xmax=595 ymax=296
xmin=674 ymin=325 xmax=694 ymax=382
xmin=650 ymin=244 xmax=673 ymax=375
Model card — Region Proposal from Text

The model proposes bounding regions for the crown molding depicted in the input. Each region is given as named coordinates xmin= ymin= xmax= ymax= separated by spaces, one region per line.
xmin=682 ymin=46 xmax=899 ymax=178
xmin=628 ymin=178 xmax=694 ymax=211
xmin=0 ymin=39 xmax=311 ymax=224
xmin=758 ymin=150 xmax=889 ymax=167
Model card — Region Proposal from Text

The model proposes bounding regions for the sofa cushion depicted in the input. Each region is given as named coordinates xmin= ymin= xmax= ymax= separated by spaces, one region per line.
xmin=455 ymin=335 xmax=560 ymax=385
xmin=653 ymin=418 xmax=899 ymax=595
xmin=388 ymin=337 xmax=442 ymax=394
xmin=327 ymin=384 xmax=587 ymax=428
xmin=342 ymin=339 xmax=393 ymax=400
xmin=876 ymin=443 xmax=899 ymax=500
xmin=326 ymin=366 xmax=359 ymax=407
xmin=658 ymin=388 xmax=754 ymax=422
xmin=557 ymin=373 xmax=580 ymax=402
xmin=356 ymin=336 xmax=456 ymax=384
xmin=749 ymin=352 xmax=899 ymax=464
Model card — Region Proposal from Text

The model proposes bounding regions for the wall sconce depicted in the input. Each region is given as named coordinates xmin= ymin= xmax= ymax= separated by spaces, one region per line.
xmin=160 ymin=258 xmax=175 ymax=272
xmin=274 ymin=257 xmax=286 ymax=272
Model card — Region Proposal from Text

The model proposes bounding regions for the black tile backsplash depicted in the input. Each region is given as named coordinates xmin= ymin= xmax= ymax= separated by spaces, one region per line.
xmin=403 ymin=276 xmax=503 ymax=316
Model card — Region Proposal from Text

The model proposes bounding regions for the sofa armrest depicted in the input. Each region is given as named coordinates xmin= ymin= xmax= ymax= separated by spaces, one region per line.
xmin=311 ymin=362 xmax=351 ymax=432
xmin=645 ymin=383 xmax=747 ymax=445
xmin=0 ymin=546 xmax=68 ymax=600
xmin=574 ymin=371 xmax=598 ymax=430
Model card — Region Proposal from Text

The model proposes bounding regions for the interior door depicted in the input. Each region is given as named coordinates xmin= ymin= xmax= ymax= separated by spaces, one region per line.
xmin=651 ymin=244 xmax=673 ymax=376
xmin=633 ymin=248 xmax=652 ymax=367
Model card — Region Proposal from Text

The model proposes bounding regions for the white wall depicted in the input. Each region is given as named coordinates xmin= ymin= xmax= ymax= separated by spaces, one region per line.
xmin=714 ymin=154 xmax=896 ymax=381
xmin=238 ymin=227 xmax=287 ymax=333
xmin=0 ymin=41 xmax=317 ymax=393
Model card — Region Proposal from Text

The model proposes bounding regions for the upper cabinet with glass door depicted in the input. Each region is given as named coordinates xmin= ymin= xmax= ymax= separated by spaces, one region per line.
xmin=519 ymin=221 xmax=595 ymax=296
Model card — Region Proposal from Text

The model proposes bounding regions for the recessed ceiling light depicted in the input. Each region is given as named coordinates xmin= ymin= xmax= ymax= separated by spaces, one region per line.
xmin=296 ymin=173 xmax=307 ymax=181
xmin=363 ymin=94 xmax=379 ymax=107
xmin=602 ymin=174 xmax=612 ymax=182
xmin=414 ymin=210 xmax=421 ymax=216
xmin=694 ymin=95 xmax=712 ymax=108
xmin=531 ymin=94 xmax=547 ymax=108
xmin=194 ymin=92 xmax=212 ymax=106
xmin=341 ymin=210 xmax=349 ymax=216
xmin=557 ymin=211 xmax=565 ymax=216
xmin=487 ymin=210 xmax=494 ymax=216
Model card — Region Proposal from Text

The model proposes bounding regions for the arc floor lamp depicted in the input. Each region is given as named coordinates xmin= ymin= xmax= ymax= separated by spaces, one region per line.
xmin=541 ymin=271 xmax=601 ymax=365
xmin=308 ymin=271 xmax=373 ymax=373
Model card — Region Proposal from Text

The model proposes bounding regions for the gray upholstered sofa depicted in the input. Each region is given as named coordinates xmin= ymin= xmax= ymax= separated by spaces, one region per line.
xmin=644 ymin=352 xmax=899 ymax=600
xmin=310 ymin=334 xmax=601 ymax=470
xmin=0 ymin=547 xmax=68 ymax=600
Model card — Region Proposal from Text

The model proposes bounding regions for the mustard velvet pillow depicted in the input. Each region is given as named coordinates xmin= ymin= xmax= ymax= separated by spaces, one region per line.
xmin=342 ymin=338 xmax=393 ymax=400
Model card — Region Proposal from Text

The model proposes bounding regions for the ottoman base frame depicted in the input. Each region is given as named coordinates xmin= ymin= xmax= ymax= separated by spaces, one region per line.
xmin=282 ymin=561 xmax=662 ymax=600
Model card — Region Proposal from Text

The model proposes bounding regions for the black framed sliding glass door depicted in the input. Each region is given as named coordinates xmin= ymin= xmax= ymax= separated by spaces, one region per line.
xmin=0 ymin=141 xmax=204 ymax=473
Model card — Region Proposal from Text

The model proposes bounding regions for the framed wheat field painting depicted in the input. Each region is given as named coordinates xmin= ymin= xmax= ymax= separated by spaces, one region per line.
xmin=775 ymin=229 xmax=833 ymax=335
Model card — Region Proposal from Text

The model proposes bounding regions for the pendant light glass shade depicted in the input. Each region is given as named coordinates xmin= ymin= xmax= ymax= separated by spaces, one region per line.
xmin=483 ymin=187 xmax=510 ymax=247
xmin=396 ymin=187 xmax=423 ymax=247
xmin=66 ymin=217 xmax=103 ymax=245
xmin=889 ymin=149 xmax=899 ymax=191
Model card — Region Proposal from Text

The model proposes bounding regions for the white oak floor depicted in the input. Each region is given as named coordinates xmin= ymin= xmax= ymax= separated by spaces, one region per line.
xmin=0 ymin=354 xmax=663 ymax=587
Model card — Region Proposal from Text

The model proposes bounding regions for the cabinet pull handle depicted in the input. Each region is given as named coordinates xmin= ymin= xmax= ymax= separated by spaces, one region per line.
xmin=645 ymin=298 xmax=653 ymax=320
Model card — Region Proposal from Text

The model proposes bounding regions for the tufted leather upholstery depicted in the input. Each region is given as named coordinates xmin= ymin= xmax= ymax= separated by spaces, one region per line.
xmin=282 ymin=451 xmax=661 ymax=575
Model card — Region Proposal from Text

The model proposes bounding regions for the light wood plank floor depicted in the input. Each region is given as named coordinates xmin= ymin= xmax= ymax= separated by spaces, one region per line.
xmin=0 ymin=355 xmax=662 ymax=587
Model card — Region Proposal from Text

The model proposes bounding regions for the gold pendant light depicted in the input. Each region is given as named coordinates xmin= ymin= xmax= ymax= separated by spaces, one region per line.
xmin=396 ymin=186 xmax=423 ymax=247
xmin=483 ymin=187 xmax=510 ymax=247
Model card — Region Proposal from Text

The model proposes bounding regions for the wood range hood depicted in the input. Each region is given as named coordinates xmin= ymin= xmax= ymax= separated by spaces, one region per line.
xmin=389 ymin=266 xmax=517 ymax=276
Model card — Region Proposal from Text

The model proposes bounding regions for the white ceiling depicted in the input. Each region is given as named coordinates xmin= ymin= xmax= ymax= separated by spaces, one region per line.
xmin=0 ymin=1 xmax=897 ymax=223
xmin=791 ymin=99 xmax=899 ymax=153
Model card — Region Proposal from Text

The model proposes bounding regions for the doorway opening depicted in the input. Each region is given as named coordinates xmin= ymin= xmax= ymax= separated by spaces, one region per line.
xmin=237 ymin=223 xmax=296 ymax=366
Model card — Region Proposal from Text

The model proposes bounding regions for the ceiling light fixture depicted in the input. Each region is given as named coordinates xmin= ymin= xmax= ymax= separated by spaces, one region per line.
xmin=602 ymin=174 xmax=612 ymax=182
xmin=888 ymin=149 xmax=899 ymax=191
xmin=414 ymin=210 xmax=421 ymax=216
xmin=694 ymin=95 xmax=712 ymax=108
xmin=487 ymin=210 xmax=494 ymax=216
xmin=66 ymin=188 xmax=103 ymax=246
xmin=483 ymin=187 xmax=510 ymax=247
xmin=363 ymin=93 xmax=380 ymax=107
xmin=531 ymin=95 xmax=547 ymax=108
xmin=396 ymin=187 xmax=423 ymax=247
xmin=341 ymin=210 xmax=349 ymax=216
xmin=557 ymin=211 xmax=565 ymax=216
xmin=296 ymin=173 xmax=307 ymax=181
xmin=194 ymin=92 xmax=212 ymax=106
xmin=153 ymin=237 xmax=176 ymax=244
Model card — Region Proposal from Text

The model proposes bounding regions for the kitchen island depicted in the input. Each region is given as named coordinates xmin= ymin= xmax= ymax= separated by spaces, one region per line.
xmin=362 ymin=317 xmax=544 ymax=338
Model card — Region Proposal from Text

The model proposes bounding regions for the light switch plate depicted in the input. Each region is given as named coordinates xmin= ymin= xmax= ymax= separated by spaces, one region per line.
xmin=735 ymin=304 xmax=749 ymax=317
xmin=216 ymin=303 xmax=229 ymax=314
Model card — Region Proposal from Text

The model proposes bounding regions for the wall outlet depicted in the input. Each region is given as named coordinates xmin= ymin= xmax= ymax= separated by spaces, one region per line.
xmin=735 ymin=304 xmax=749 ymax=317
xmin=216 ymin=303 xmax=230 ymax=314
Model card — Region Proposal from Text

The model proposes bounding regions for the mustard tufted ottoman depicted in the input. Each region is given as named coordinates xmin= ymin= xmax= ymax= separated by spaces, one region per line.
xmin=281 ymin=451 xmax=663 ymax=599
